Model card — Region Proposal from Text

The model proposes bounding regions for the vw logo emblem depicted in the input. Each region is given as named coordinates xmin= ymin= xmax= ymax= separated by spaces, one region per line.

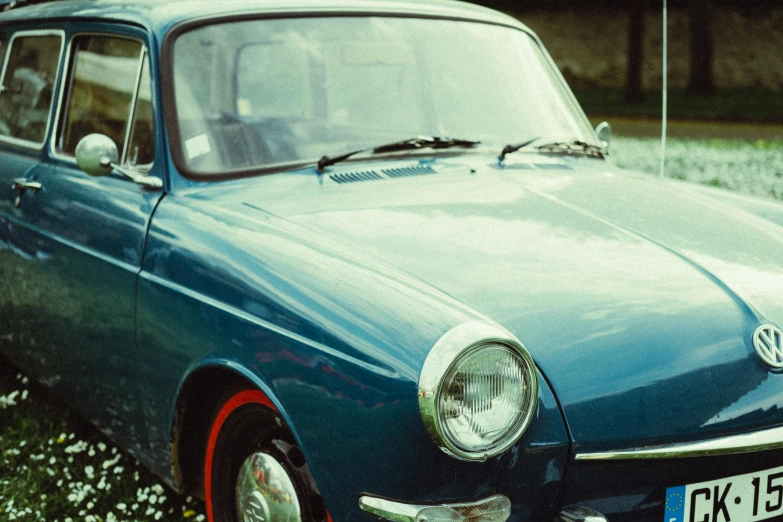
xmin=754 ymin=325 xmax=783 ymax=369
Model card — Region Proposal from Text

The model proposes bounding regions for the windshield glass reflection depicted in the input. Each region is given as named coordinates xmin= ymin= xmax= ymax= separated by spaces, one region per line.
xmin=172 ymin=17 xmax=594 ymax=174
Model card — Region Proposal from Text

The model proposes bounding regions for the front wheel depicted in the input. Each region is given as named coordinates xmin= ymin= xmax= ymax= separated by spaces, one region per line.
xmin=204 ymin=389 xmax=328 ymax=522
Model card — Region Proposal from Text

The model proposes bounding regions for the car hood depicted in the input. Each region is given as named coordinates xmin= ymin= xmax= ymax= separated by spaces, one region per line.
xmin=211 ymin=157 xmax=783 ymax=452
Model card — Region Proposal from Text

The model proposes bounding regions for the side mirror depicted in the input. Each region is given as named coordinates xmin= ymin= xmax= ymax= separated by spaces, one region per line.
xmin=595 ymin=121 xmax=612 ymax=150
xmin=74 ymin=134 xmax=163 ymax=189
xmin=75 ymin=133 xmax=118 ymax=177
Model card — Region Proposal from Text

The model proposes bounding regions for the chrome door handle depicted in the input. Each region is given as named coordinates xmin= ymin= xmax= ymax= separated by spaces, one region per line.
xmin=12 ymin=177 xmax=43 ymax=208
xmin=12 ymin=178 xmax=43 ymax=192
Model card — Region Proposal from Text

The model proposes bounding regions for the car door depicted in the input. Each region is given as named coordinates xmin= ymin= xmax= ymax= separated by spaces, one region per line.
xmin=2 ymin=26 xmax=163 ymax=453
xmin=0 ymin=28 xmax=66 ymax=374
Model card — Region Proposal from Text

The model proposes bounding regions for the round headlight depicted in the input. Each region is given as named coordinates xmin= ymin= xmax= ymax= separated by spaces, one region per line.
xmin=418 ymin=322 xmax=538 ymax=461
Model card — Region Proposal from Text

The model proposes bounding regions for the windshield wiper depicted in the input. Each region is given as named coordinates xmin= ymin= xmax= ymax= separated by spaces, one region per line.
xmin=534 ymin=139 xmax=607 ymax=158
xmin=317 ymin=136 xmax=480 ymax=171
xmin=500 ymin=137 xmax=607 ymax=161
xmin=499 ymin=137 xmax=540 ymax=162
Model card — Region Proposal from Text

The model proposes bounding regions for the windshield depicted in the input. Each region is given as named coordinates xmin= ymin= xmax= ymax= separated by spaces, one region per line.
xmin=172 ymin=16 xmax=595 ymax=176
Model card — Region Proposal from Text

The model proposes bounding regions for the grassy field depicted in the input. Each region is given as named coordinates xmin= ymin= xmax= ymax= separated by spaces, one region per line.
xmin=611 ymin=136 xmax=783 ymax=201
xmin=1 ymin=136 xmax=781 ymax=521
xmin=0 ymin=362 xmax=205 ymax=522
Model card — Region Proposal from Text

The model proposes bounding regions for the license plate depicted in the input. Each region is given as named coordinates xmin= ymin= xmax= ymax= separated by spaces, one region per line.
xmin=664 ymin=465 xmax=783 ymax=522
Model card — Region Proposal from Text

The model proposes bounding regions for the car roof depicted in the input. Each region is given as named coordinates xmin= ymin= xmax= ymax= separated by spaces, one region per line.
xmin=0 ymin=0 xmax=527 ymax=37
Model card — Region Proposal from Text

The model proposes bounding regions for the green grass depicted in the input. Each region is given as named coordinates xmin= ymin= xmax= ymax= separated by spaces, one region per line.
xmin=0 ymin=361 xmax=206 ymax=522
xmin=574 ymin=88 xmax=783 ymax=124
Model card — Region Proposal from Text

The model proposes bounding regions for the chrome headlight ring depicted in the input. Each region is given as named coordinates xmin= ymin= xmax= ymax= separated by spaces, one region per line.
xmin=418 ymin=321 xmax=538 ymax=461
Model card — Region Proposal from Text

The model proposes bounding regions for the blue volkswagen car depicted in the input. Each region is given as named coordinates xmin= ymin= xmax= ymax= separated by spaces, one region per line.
xmin=2 ymin=1 xmax=783 ymax=522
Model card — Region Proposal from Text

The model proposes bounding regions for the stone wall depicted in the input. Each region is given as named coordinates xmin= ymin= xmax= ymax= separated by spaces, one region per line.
xmin=516 ymin=8 xmax=783 ymax=91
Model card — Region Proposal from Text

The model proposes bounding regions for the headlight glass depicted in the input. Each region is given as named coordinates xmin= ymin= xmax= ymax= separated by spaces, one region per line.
xmin=418 ymin=321 xmax=538 ymax=461
xmin=439 ymin=344 xmax=532 ymax=453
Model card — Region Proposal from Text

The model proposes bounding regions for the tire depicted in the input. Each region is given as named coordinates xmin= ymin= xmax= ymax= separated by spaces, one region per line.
xmin=204 ymin=389 xmax=328 ymax=522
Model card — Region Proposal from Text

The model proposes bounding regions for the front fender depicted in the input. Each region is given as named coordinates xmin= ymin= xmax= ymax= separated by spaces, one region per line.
xmin=136 ymin=193 xmax=569 ymax=521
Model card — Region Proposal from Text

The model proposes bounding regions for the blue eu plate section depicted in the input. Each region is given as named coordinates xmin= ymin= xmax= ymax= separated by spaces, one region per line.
xmin=664 ymin=485 xmax=686 ymax=522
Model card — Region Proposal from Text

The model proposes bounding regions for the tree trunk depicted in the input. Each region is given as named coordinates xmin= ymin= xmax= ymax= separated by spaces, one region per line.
xmin=687 ymin=0 xmax=715 ymax=95
xmin=625 ymin=4 xmax=645 ymax=102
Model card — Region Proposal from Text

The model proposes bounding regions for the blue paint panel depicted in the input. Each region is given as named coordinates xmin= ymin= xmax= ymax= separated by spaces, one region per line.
xmin=137 ymin=193 xmax=570 ymax=521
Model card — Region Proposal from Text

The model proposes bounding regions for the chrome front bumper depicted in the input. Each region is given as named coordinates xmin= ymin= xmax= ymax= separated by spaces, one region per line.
xmin=358 ymin=494 xmax=511 ymax=522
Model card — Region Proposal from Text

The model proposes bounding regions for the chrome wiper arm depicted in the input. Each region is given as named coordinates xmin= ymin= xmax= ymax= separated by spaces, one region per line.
xmin=535 ymin=140 xmax=607 ymax=158
xmin=317 ymin=136 xmax=480 ymax=172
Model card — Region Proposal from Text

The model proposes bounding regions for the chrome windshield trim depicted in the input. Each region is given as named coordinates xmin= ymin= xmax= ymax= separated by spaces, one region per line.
xmin=574 ymin=425 xmax=783 ymax=460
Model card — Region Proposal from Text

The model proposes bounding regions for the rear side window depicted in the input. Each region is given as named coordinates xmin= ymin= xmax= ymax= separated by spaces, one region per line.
xmin=0 ymin=32 xmax=63 ymax=146
xmin=56 ymin=34 xmax=155 ymax=168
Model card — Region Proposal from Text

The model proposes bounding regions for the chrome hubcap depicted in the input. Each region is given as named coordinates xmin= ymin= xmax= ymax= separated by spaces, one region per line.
xmin=236 ymin=451 xmax=301 ymax=522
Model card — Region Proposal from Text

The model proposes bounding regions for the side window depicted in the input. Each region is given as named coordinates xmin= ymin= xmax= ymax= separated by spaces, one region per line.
xmin=0 ymin=32 xmax=62 ymax=146
xmin=57 ymin=34 xmax=154 ymax=168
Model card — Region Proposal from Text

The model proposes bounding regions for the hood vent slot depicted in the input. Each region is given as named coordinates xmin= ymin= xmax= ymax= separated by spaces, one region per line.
xmin=535 ymin=163 xmax=571 ymax=170
xmin=330 ymin=171 xmax=384 ymax=184
xmin=382 ymin=165 xmax=437 ymax=178
xmin=329 ymin=165 xmax=438 ymax=184
xmin=490 ymin=162 xmax=572 ymax=171
xmin=490 ymin=162 xmax=534 ymax=170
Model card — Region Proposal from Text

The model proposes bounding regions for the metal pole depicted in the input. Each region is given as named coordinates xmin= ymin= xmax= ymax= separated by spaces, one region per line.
xmin=660 ymin=0 xmax=668 ymax=178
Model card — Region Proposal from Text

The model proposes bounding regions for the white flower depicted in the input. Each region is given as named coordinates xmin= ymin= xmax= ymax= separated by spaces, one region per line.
xmin=1 ymin=390 xmax=20 ymax=408
xmin=64 ymin=441 xmax=88 ymax=454
xmin=102 ymin=454 xmax=121 ymax=470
